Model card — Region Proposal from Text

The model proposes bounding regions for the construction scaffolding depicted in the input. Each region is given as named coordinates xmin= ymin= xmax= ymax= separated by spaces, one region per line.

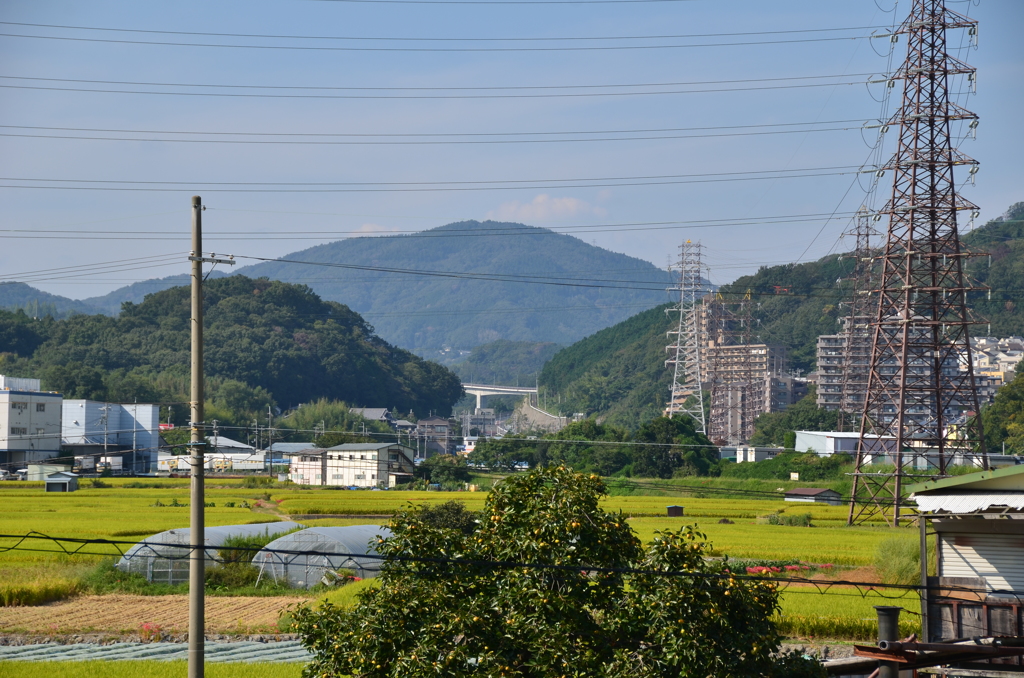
xmin=664 ymin=240 xmax=707 ymax=433
xmin=704 ymin=292 xmax=780 ymax=445
xmin=849 ymin=0 xmax=988 ymax=527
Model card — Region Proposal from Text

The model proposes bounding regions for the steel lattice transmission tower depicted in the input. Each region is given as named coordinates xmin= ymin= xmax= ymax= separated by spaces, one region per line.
xmin=837 ymin=207 xmax=880 ymax=431
xmin=665 ymin=240 xmax=707 ymax=433
xmin=848 ymin=0 xmax=987 ymax=527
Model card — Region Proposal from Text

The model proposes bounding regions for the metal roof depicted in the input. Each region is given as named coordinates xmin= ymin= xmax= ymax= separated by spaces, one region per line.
xmin=326 ymin=443 xmax=412 ymax=451
xmin=905 ymin=463 xmax=1024 ymax=494
xmin=784 ymin=488 xmax=839 ymax=496
xmin=914 ymin=492 xmax=1024 ymax=514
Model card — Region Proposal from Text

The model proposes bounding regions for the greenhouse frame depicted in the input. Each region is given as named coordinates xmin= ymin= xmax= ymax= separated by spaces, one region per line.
xmin=115 ymin=522 xmax=304 ymax=585
xmin=254 ymin=525 xmax=391 ymax=588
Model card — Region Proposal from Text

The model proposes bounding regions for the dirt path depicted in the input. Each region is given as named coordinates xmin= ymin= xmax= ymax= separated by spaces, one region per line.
xmin=0 ymin=595 xmax=308 ymax=634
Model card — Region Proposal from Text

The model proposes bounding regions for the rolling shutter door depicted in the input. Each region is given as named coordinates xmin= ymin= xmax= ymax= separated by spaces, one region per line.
xmin=940 ymin=533 xmax=1024 ymax=593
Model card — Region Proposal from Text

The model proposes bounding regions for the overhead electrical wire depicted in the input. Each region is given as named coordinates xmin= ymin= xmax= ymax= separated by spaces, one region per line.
xmin=0 ymin=212 xmax=862 ymax=240
xmin=0 ymin=125 xmax=860 ymax=146
xmin=0 ymin=165 xmax=870 ymax=194
xmin=0 ymin=73 xmax=879 ymax=100
xmin=0 ymin=118 xmax=869 ymax=139
xmin=0 ymin=31 xmax=885 ymax=53
xmin=0 ymin=21 xmax=890 ymax=42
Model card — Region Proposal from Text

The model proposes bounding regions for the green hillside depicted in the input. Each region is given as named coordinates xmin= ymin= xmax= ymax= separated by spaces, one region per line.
xmin=451 ymin=339 xmax=562 ymax=386
xmin=0 ymin=282 xmax=103 ymax=318
xmin=234 ymin=220 xmax=672 ymax=353
xmin=0 ymin=276 xmax=464 ymax=420
xmin=539 ymin=304 xmax=675 ymax=428
xmin=539 ymin=201 xmax=1024 ymax=426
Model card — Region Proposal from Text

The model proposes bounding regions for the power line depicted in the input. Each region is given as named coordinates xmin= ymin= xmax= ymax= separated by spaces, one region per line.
xmin=0 ymin=125 xmax=858 ymax=146
xmin=0 ymin=212 xmax=863 ymax=240
xmin=0 ymin=73 xmax=882 ymax=93
xmin=0 ymin=21 xmax=889 ymax=42
xmin=0 ymin=77 xmax=875 ymax=100
xmin=0 ymin=118 xmax=869 ymax=138
xmin=0 ymin=165 xmax=870 ymax=194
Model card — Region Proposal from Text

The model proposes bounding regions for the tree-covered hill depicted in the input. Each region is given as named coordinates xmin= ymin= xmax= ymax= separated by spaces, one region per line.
xmin=0 ymin=282 xmax=103 ymax=318
xmin=0 ymin=276 xmax=464 ymax=419
xmin=538 ymin=304 xmax=675 ymax=428
xmin=538 ymin=201 xmax=1024 ymax=427
xmin=450 ymin=339 xmax=561 ymax=386
xmin=234 ymin=220 xmax=672 ymax=353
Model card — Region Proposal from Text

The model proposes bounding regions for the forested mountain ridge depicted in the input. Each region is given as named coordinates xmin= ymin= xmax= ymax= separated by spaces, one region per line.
xmin=233 ymin=220 xmax=673 ymax=353
xmin=0 ymin=276 xmax=464 ymax=419
xmin=538 ymin=201 xmax=1024 ymax=427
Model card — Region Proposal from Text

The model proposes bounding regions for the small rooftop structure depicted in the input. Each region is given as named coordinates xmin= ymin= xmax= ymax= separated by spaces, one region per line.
xmin=45 ymin=471 xmax=78 ymax=493
xmin=116 ymin=522 xmax=303 ymax=585
xmin=783 ymin=488 xmax=842 ymax=505
xmin=254 ymin=525 xmax=391 ymax=588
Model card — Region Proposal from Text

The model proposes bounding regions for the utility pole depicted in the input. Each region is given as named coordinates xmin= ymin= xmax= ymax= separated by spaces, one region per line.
xmin=188 ymin=195 xmax=206 ymax=678
xmin=849 ymin=0 xmax=987 ymax=527
xmin=187 ymin=196 xmax=234 ymax=677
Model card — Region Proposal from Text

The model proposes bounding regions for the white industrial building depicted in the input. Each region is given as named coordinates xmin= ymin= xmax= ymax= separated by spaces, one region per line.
xmin=289 ymin=442 xmax=415 ymax=488
xmin=62 ymin=400 xmax=160 ymax=473
xmin=1 ymin=375 xmax=63 ymax=468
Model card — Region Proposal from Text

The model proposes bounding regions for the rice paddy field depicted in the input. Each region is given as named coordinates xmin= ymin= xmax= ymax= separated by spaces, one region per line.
xmin=0 ymin=480 xmax=923 ymax=641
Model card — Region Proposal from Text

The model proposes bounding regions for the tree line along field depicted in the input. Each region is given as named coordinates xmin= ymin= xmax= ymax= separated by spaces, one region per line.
xmin=0 ymin=481 xmax=924 ymax=642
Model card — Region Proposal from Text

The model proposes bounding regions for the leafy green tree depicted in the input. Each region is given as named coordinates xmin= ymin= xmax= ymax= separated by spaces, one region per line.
xmin=633 ymin=415 xmax=718 ymax=477
xmin=417 ymin=500 xmax=478 ymax=535
xmin=982 ymin=371 xmax=1024 ymax=454
xmin=414 ymin=454 xmax=472 ymax=484
xmin=470 ymin=435 xmax=538 ymax=471
xmin=292 ymin=467 xmax=823 ymax=678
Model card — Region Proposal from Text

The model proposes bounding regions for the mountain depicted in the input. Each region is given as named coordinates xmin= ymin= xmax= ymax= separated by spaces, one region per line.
xmin=233 ymin=221 xmax=673 ymax=352
xmin=0 ymin=282 xmax=103 ymax=318
xmin=80 ymin=271 xmax=229 ymax=315
xmin=539 ymin=201 xmax=1024 ymax=427
xmin=0 ymin=276 xmax=464 ymax=418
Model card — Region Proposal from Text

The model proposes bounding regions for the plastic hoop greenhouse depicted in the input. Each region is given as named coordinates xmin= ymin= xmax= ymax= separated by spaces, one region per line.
xmin=116 ymin=522 xmax=304 ymax=585
xmin=254 ymin=525 xmax=391 ymax=589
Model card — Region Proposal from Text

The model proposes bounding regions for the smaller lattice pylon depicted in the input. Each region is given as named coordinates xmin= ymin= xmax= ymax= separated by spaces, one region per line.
xmin=837 ymin=207 xmax=881 ymax=431
xmin=664 ymin=240 xmax=707 ymax=433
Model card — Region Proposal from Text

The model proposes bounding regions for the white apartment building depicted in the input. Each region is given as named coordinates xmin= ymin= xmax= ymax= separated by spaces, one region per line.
xmin=289 ymin=442 xmax=416 ymax=488
xmin=0 ymin=376 xmax=63 ymax=467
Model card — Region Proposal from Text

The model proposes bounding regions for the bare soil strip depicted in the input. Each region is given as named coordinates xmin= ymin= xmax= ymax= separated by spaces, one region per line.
xmin=0 ymin=595 xmax=306 ymax=634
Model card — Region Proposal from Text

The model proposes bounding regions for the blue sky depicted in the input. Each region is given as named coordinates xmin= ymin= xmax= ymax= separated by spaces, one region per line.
xmin=1 ymin=0 xmax=1021 ymax=298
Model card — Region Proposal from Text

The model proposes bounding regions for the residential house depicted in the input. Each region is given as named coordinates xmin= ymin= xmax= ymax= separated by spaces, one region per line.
xmin=288 ymin=442 xmax=415 ymax=488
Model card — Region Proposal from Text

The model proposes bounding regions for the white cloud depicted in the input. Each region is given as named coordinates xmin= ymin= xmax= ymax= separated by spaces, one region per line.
xmin=485 ymin=194 xmax=607 ymax=223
